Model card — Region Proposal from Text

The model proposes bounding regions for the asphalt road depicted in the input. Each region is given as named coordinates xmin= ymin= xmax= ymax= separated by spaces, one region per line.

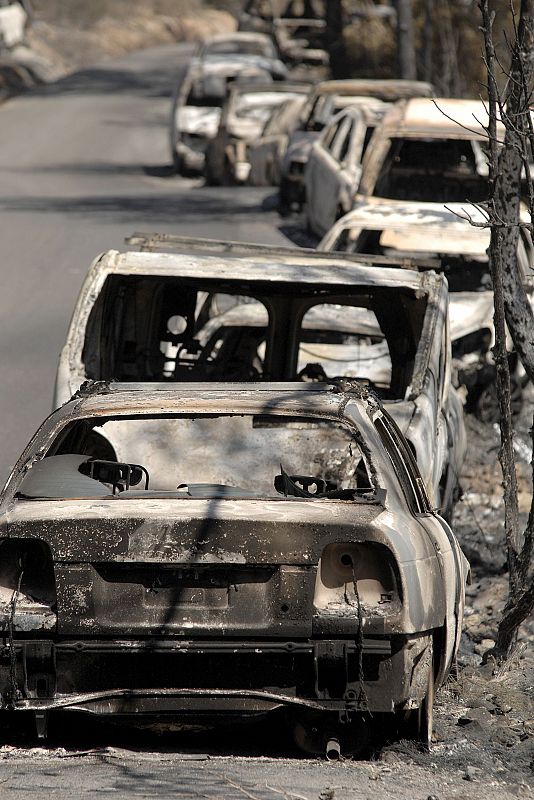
xmin=0 ymin=43 xmax=287 ymax=486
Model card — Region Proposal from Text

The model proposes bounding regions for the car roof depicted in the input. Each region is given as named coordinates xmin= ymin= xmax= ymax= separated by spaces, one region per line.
xmin=94 ymin=246 xmax=439 ymax=292
xmin=381 ymin=97 xmax=502 ymax=139
xmin=310 ymin=79 xmax=434 ymax=101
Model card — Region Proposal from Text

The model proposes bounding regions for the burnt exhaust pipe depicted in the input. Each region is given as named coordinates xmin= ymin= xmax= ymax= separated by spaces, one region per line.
xmin=325 ymin=737 xmax=341 ymax=761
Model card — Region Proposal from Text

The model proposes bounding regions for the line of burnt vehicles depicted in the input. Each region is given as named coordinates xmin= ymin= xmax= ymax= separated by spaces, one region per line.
xmin=0 ymin=26 xmax=496 ymax=761
xmin=171 ymin=30 xmax=534 ymax=423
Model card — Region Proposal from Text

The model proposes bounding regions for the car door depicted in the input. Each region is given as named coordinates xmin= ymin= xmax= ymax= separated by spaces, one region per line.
xmin=335 ymin=113 xmax=368 ymax=218
xmin=305 ymin=113 xmax=352 ymax=236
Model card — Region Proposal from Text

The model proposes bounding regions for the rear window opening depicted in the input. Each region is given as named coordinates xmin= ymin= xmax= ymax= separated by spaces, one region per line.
xmin=18 ymin=415 xmax=375 ymax=502
xmin=84 ymin=278 xmax=269 ymax=383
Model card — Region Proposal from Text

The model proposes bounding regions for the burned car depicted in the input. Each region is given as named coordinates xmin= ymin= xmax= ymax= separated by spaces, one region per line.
xmin=358 ymin=97 xmax=502 ymax=202
xmin=247 ymin=93 xmax=308 ymax=186
xmin=0 ymin=381 xmax=468 ymax=753
xmin=197 ymin=32 xmax=285 ymax=67
xmin=170 ymin=34 xmax=287 ymax=175
xmin=239 ymin=0 xmax=328 ymax=67
xmin=279 ymin=79 xmax=434 ymax=213
xmin=318 ymin=197 xmax=534 ymax=421
xmin=204 ymin=81 xmax=308 ymax=185
xmin=54 ymin=235 xmax=465 ymax=518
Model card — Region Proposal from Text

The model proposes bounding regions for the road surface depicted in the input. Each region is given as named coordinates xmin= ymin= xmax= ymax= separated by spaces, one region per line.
xmin=0 ymin=43 xmax=286 ymax=485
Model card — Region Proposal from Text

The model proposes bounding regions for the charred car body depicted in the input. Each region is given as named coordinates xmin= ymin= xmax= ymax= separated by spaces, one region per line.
xmin=247 ymin=94 xmax=308 ymax=186
xmin=278 ymin=79 xmax=434 ymax=213
xmin=54 ymin=235 xmax=465 ymax=517
xmin=170 ymin=33 xmax=287 ymax=175
xmin=204 ymin=82 xmax=308 ymax=185
xmin=238 ymin=0 xmax=328 ymax=67
xmin=318 ymin=197 xmax=534 ymax=421
xmin=0 ymin=381 xmax=468 ymax=753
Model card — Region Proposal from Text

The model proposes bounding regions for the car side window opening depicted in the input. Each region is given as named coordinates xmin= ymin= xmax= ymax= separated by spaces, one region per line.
xmin=20 ymin=415 xmax=374 ymax=501
xmin=336 ymin=121 xmax=354 ymax=165
xmin=296 ymin=293 xmax=426 ymax=400
xmin=185 ymin=78 xmax=226 ymax=107
xmin=84 ymin=276 xmax=269 ymax=383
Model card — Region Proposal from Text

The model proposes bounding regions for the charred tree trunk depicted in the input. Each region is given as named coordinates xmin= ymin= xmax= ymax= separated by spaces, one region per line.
xmin=422 ymin=0 xmax=434 ymax=83
xmin=493 ymin=0 xmax=534 ymax=386
xmin=324 ymin=0 xmax=346 ymax=79
xmin=480 ymin=0 xmax=534 ymax=661
xmin=395 ymin=0 xmax=417 ymax=79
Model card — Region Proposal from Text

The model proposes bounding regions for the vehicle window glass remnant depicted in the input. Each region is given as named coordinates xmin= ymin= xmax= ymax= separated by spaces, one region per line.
xmin=19 ymin=414 xmax=373 ymax=500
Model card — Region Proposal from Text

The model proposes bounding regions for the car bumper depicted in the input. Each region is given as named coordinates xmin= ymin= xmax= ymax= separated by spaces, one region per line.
xmin=2 ymin=634 xmax=432 ymax=718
